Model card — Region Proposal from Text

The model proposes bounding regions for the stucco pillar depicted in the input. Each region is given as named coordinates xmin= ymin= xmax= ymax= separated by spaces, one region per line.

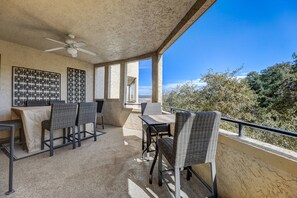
xmin=152 ymin=54 xmax=162 ymax=103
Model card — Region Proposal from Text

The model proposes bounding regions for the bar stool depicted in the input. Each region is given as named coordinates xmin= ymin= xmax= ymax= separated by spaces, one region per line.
xmin=157 ymin=111 xmax=221 ymax=198
xmin=75 ymin=102 xmax=97 ymax=146
xmin=41 ymin=103 xmax=77 ymax=156
xmin=141 ymin=103 xmax=170 ymax=159
xmin=96 ymin=100 xmax=104 ymax=129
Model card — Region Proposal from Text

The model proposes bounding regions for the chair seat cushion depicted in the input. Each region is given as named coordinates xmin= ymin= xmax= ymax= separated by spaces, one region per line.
xmin=158 ymin=137 xmax=174 ymax=166
xmin=41 ymin=120 xmax=51 ymax=130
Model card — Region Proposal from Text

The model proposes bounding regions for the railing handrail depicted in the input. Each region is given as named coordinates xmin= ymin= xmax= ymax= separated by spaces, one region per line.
xmin=168 ymin=106 xmax=297 ymax=138
xmin=123 ymin=103 xmax=297 ymax=138
xmin=124 ymin=103 xmax=141 ymax=106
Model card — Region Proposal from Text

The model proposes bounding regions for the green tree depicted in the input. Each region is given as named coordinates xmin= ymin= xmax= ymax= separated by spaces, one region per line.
xmin=163 ymin=82 xmax=200 ymax=112
xmin=163 ymin=63 xmax=297 ymax=151
xmin=163 ymin=69 xmax=258 ymax=132
xmin=246 ymin=56 xmax=297 ymax=132
xmin=198 ymin=70 xmax=257 ymax=122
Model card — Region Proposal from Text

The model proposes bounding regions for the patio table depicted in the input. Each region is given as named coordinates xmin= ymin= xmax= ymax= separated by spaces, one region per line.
xmin=11 ymin=106 xmax=62 ymax=153
xmin=138 ymin=114 xmax=175 ymax=184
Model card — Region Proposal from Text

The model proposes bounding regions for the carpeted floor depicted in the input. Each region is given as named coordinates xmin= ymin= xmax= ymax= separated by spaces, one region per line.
xmin=0 ymin=126 xmax=209 ymax=198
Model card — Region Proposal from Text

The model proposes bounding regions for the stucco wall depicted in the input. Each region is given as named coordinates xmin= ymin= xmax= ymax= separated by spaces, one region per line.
xmin=0 ymin=39 xmax=94 ymax=138
xmin=193 ymin=131 xmax=297 ymax=198
xmin=123 ymin=116 xmax=297 ymax=197
xmin=108 ymin=64 xmax=121 ymax=99
xmin=102 ymin=100 xmax=132 ymax=127
xmin=123 ymin=111 xmax=142 ymax=130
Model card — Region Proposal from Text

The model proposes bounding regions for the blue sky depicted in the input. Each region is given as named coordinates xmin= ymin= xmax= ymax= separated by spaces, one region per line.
xmin=139 ymin=0 xmax=297 ymax=95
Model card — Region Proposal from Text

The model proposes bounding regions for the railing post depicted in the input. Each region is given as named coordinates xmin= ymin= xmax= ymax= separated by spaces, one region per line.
xmin=239 ymin=123 xmax=244 ymax=137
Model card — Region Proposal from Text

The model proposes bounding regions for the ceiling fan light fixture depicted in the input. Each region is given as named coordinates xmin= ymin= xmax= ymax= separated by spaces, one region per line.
xmin=67 ymin=47 xmax=77 ymax=56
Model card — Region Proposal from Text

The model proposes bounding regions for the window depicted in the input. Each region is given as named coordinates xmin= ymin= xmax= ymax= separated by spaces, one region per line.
xmin=108 ymin=64 xmax=121 ymax=99
xmin=125 ymin=59 xmax=152 ymax=108
xmin=95 ymin=66 xmax=105 ymax=99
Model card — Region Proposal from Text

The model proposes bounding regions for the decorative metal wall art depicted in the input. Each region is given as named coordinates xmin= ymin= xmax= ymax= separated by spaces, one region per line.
xmin=67 ymin=67 xmax=86 ymax=103
xmin=12 ymin=66 xmax=61 ymax=106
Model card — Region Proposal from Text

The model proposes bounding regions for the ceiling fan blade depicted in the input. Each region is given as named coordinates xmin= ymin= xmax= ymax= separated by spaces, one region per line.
xmin=44 ymin=47 xmax=65 ymax=52
xmin=73 ymin=42 xmax=86 ymax=48
xmin=45 ymin=38 xmax=66 ymax=45
xmin=77 ymin=48 xmax=97 ymax=56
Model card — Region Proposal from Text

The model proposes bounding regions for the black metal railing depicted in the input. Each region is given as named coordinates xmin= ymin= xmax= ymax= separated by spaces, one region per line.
xmin=123 ymin=103 xmax=297 ymax=138
xmin=168 ymin=106 xmax=297 ymax=138
xmin=124 ymin=103 xmax=141 ymax=106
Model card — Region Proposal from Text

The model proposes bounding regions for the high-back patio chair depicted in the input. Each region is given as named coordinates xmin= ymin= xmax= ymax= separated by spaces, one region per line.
xmin=95 ymin=100 xmax=104 ymax=129
xmin=26 ymin=100 xmax=48 ymax=106
xmin=141 ymin=103 xmax=170 ymax=159
xmin=41 ymin=103 xmax=77 ymax=156
xmin=49 ymin=100 xmax=65 ymax=105
xmin=158 ymin=111 xmax=221 ymax=198
xmin=76 ymin=102 xmax=97 ymax=146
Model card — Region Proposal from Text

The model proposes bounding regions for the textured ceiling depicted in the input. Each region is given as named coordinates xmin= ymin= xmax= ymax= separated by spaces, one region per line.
xmin=0 ymin=0 xmax=200 ymax=64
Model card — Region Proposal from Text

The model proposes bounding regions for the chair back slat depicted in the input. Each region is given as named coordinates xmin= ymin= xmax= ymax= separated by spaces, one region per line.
xmin=49 ymin=103 xmax=77 ymax=130
xmin=77 ymin=102 xmax=97 ymax=126
xmin=141 ymin=103 xmax=162 ymax=115
xmin=173 ymin=111 xmax=221 ymax=167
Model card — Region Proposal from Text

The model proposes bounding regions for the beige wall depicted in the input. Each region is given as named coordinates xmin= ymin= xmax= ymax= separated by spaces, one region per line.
xmin=0 ymin=39 xmax=94 ymax=138
xmin=108 ymin=64 xmax=121 ymax=99
xmin=193 ymin=131 xmax=297 ymax=198
xmin=123 ymin=111 xmax=142 ymax=130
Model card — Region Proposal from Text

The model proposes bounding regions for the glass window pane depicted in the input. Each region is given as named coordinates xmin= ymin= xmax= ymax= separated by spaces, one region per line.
xmin=108 ymin=64 xmax=121 ymax=99
xmin=95 ymin=67 xmax=105 ymax=99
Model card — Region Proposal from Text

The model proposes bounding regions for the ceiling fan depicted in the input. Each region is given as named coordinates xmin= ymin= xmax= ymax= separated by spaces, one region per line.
xmin=44 ymin=34 xmax=96 ymax=57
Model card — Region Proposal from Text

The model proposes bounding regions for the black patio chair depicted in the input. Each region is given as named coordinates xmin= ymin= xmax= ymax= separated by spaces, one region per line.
xmin=141 ymin=103 xmax=170 ymax=159
xmin=75 ymin=102 xmax=97 ymax=147
xmin=41 ymin=103 xmax=77 ymax=156
xmin=26 ymin=100 xmax=48 ymax=106
xmin=96 ymin=100 xmax=104 ymax=129
xmin=49 ymin=100 xmax=65 ymax=105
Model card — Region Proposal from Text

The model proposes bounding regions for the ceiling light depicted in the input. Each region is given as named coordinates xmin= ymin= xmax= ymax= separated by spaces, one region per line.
xmin=67 ymin=47 xmax=77 ymax=56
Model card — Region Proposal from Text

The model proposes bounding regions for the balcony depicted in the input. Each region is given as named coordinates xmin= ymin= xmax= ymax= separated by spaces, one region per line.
xmin=1 ymin=0 xmax=297 ymax=197
xmin=1 ymin=122 xmax=297 ymax=197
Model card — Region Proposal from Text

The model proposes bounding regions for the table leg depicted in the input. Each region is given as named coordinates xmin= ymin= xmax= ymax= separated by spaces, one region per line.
xmin=149 ymin=140 xmax=158 ymax=184
xmin=146 ymin=126 xmax=151 ymax=160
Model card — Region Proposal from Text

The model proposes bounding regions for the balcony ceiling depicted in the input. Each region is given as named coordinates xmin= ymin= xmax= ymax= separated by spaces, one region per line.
xmin=0 ymin=0 xmax=213 ymax=64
